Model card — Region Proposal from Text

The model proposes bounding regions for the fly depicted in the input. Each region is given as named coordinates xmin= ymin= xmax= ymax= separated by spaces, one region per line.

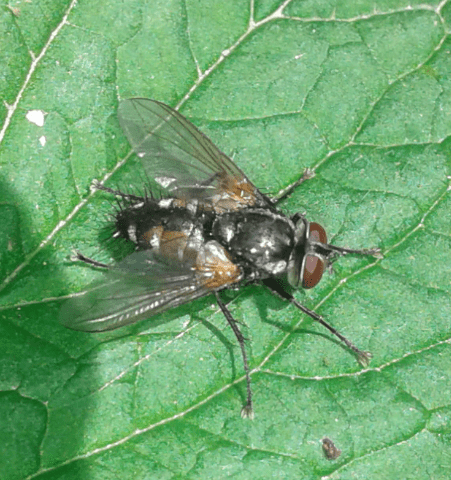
xmin=60 ymin=98 xmax=380 ymax=419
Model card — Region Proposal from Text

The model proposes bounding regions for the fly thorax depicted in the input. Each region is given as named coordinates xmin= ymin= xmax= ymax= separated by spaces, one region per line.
xmin=213 ymin=210 xmax=295 ymax=276
xmin=212 ymin=214 xmax=238 ymax=246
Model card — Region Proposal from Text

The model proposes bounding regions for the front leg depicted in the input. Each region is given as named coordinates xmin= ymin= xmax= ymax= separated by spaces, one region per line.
xmin=270 ymin=169 xmax=315 ymax=204
xmin=262 ymin=278 xmax=372 ymax=366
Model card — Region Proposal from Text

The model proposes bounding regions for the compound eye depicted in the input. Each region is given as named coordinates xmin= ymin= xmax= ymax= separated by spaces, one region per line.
xmin=302 ymin=255 xmax=325 ymax=289
xmin=309 ymin=222 xmax=327 ymax=244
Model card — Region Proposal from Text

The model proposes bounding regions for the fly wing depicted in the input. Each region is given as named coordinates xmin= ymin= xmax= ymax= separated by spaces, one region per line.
xmin=118 ymin=98 xmax=269 ymax=212
xmin=60 ymin=251 xmax=210 ymax=332
xmin=60 ymin=241 xmax=244 ymax=332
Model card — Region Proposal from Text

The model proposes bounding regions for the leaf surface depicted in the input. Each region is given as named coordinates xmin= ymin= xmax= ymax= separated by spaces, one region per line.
xmin=1 ymin=0 xmax=451 ymax=478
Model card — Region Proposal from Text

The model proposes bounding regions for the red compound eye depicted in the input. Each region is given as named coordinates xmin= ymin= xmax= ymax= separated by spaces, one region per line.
xmin=301 ymin=222 xmax=327 ymax=289
xmin=302 ymin=255 xmax=325 ymax=289
xmin=308 ymin=222 xmax=327 ymax=244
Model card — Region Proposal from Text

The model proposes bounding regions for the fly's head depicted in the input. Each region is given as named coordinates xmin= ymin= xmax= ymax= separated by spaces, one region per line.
xmin=287 ymin=213 xmax=381 ymax=291
xmin=287 ymin=214 xmax=329 ymax=290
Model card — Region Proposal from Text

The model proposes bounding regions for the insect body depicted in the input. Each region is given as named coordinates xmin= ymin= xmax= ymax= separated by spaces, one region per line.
xmin=60 ymin=99 xmax=380 ymax=418
xmin=322 ymin=437 xmax=342 ymax=460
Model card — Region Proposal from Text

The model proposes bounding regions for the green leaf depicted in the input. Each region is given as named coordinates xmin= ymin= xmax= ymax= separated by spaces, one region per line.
xmin=1 ymin=0 xmax=451 ymax=478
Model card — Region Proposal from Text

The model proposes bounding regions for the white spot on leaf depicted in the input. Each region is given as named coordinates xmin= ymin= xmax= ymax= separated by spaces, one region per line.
xmin=26 ymin=110 xmax=45 ymax=127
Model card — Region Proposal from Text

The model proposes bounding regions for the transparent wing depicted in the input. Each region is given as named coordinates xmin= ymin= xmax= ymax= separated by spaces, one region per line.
xmin=60 ymin=251 xmax=210 ymax=332
xmin=118 ymin=98 xmax=268 ymax=212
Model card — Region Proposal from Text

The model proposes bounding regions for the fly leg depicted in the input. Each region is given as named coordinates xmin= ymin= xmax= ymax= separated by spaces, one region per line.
xmin=263 ymin=279 xmax=372 ymax=366
xmin=313 ymin=243 xmax=381 ymax=276
xmin=71 ymin=250 xmax=110 ymax=269
xmin=320 ymin=243 xmax=382 ymax=260
xmin=92 ymin=180 xmax=146 ymax=202
xmin=270 ymin=168 xmax=315 ymax=204
xmin=215 ymin=292 xmax=254 ymax=419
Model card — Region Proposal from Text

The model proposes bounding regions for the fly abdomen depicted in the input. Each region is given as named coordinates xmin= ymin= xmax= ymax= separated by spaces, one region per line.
xmin=115 ymin=198 xmax=202 ymax=259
